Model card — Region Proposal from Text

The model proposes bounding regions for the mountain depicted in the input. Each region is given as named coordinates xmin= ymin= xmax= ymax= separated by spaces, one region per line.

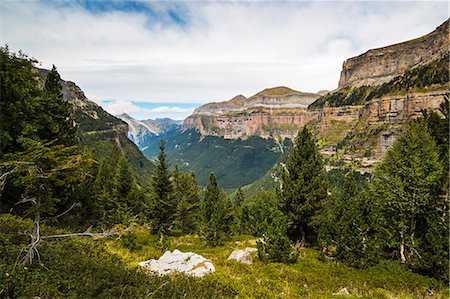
xmin=338 ymin=19 xmax=449 ymax=89
xmin=34 ymin=68 xmax=155 ymax=184
xmin=184 ymin=86 xmax=321 ymax=140
xmin=116 ymin=113 xmax=181 ymax=149
xmin=136 ymin=19 xmax=449 ymax=189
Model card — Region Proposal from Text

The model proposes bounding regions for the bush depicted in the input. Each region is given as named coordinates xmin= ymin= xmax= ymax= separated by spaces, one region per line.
xmin=257 ymin=227 xmax=299 ymax=264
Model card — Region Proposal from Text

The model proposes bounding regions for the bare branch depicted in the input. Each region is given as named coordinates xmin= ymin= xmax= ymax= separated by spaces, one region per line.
xmin=42 ymin=231 xmax=119 ymax=240
xmin=54 ymin=202 xmax=81 ymax=218
xmin=15 ymin=197 xmax=37 ymax=205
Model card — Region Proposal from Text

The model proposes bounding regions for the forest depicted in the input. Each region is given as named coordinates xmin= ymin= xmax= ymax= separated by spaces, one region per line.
xmin=0 ymin=47 xmax=449 ymax=298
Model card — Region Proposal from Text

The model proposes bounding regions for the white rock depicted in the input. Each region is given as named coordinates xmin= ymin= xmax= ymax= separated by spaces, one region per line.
xmin=333 ymin=287 xmax=351 ymax=296
xmin=245 ymin=247 xmax=257 ymax=253
xmin=227 ymin=250 xmax=253 ymax=265
xmin=139 ymin=249 xmax=215 ymax=277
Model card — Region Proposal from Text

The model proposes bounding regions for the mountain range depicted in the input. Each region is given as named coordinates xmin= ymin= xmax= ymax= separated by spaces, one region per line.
xmin=116 ymin=113 xmax=181 ymax=149
xmin=123 ymin=19 xmax=448 ymax=190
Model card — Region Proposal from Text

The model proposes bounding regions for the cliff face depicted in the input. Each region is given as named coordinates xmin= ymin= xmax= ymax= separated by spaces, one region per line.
xmin=338 ymin=19 xmax=449 ymax=88
xmin=192 ymin=87 xmax=320 ymax=116
xmin=34 ymin=67 xmax=128 ymax=135
xmin=184 ymin=20 xmax=448 ymax=141
xmin=184 ymin=87 xmax=320 ymax=139
xmin=184 ymin=90 xmax=447 ymax=140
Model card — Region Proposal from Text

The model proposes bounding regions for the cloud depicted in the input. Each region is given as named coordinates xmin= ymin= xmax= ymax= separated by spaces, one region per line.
xmin=101 ymin=100 xmax=195 ymax=120
xmin=1 ymin=1 xmax=448 ymax=114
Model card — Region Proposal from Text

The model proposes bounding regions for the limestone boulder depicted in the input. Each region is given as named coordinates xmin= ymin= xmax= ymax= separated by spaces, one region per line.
xmin=139 ymin=249 xmax=215 ymax=277
xmin=227 ymin=250 xmax=253 ymax=265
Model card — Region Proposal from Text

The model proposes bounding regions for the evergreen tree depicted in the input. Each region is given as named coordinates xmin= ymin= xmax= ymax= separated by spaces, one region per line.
xmin=150 ymin=140 xmax=174 ymax=232
xmin=232 ymin=187 xmax=245 ymax=233
xmin=319 ymin=172 xmax=377 ymax=267
xmin=172 ymin=166 xmax=201 ymax=234
xmin=42 ymin=65 xmax=77 ymax=146
xmin=44 ymin=65 xmax=63 ymax=98
xmin=371 ymin=121 xmax=447 ymax=279
xmin=201 ymin=173 xmax=233 ymax=246
xmin=279 ymin=126 xmax=328 ymax=246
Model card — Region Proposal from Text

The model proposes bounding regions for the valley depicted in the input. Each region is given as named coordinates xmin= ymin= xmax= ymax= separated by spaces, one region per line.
xmin=0 ymin=3 xmax=448 ymax=298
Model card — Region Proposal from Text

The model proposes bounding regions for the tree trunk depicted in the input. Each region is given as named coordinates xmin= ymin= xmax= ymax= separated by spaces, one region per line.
xmin=399 ymin=232 xmax=406 ymax=263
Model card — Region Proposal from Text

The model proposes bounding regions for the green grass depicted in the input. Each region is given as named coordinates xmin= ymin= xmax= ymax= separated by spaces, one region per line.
xmin=106 ymin=230 xmax=447 ymax=299
xmin=255 ymin=86 xmax=300 ymax=97
xmin=1 ymin=215 xmax=447 ymax=298
xmin=319 ymin=120 xmax=356 ymax=147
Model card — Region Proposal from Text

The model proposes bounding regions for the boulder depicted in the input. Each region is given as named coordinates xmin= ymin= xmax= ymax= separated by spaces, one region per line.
xmin=227 ymin=250 xmax=253 ymax=265
xmin=139 ymin=249 xmax=215 ymax=277
xmin=245 ymin=247 xmax=257 ymax=253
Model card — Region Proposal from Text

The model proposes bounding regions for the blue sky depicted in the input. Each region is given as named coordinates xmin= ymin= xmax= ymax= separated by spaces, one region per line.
xmin=1 ymin=1 xmax=448 ymax=120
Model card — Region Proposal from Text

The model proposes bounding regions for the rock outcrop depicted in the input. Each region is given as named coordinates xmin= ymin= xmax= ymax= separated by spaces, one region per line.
xmin=227 ymin=250 xmax=253 ymax=265
xmin=139 ymin=250 xmax=215 ymax=277
xmin=183 ymin=20 xmax=449 ymax=141
xmin=184 ymin=90 xmax=447 ymax=140
xmin=338 ymin=19 xmax=449 ymax=88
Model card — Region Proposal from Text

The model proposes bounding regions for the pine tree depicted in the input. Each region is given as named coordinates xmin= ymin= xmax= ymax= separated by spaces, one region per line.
xmin=44 ymin=65 xmax=63 ymax=98
xmin=371 ymin=121 xmax=446 ymax=278
xmin=42 ymin=64 xmax=77 ymax=145
xmin=279 ymin=126 xmax=328 ymax=246
xmin=201 ymin=173 xmax=233 ymax=246
xmin=150 ymin=140 xmax=174 ymax=232
xmin=172 ymin=166 xmax=201 ymax=234
xmin=232 ymin=187 xmax=245 ymax=233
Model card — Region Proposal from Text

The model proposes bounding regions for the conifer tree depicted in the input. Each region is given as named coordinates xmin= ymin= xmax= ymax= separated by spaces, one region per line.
xmin=319 ymin=172 xmax=376 ymax=266
xmin=232 ymin=187 xmax=245 ymax=233
xmin=150 ymin=140 xmax=174 ymax=232
xmin=201 ymin=173 xmax=232 ymax=246
xmin=279 ymin=126 xmax=328 ymax=246
xmin=43 ymin=64 xmax=77 ymax=145
xmin=44 ymin=65 xmax=63 ymax=98
xmin=371 ymin=121 xmax=447 ymax=278
xmin=172 ymin=166 xmax=201 ymax=234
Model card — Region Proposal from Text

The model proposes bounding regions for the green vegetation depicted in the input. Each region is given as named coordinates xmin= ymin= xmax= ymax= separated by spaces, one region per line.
xmin=310 ymin=52 xmax=449 ymax=108
xmin=143 ymin=129 xmax=288 ymax=189
xmin=255 ymin=86 xmax=300 ymax=97
xmin=1 ymin=47 xmax=448 ymax=298
xmin=280 ymin=126 xmax=329 ymax=245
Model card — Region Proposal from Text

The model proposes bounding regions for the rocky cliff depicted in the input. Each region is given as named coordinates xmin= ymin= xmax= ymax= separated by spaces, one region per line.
xmin=184 ymin=86 xmax=320 ymax=139
xmin=183 ymin=20 xmax=448 ymax=142
xmin=338 ymin=19 xmax=449 ymax=88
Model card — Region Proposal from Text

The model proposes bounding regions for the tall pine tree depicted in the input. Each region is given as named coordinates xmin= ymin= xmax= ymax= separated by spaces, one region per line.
xmin=279 ymin=126 xmax=328 ymax=246
xmin=172 ymin=165 xmax=201 ymax=234
xmin=201 ymin=173 xmax=232 ymax=246
xmin=150 ymin=141 xmax=174 ymax=232
xmin=43 ymin=64 xmax=77 ymax=145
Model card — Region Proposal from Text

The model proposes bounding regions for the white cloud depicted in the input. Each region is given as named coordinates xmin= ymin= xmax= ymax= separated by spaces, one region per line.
xmin=101 ymin=100 xmax=195 ymax=120
xmin=1 ymin=1 xmax=448 ymax=113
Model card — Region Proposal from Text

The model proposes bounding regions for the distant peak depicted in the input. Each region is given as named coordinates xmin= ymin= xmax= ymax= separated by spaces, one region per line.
xmin=254 ymin=86 xmax=300 ymax=97
xmin=117 ymin=113 xmax=131 ymax=118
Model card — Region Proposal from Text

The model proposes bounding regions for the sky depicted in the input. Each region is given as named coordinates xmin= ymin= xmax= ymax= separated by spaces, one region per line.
xmin=1 ymin=1 xmax=448 ymax=120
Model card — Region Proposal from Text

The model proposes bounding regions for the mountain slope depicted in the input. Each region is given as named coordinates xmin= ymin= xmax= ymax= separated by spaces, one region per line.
xmin=143 ymin=129 xmax=289 ymax=189
xmin=35 ymin=68 xmax=155 ymax=184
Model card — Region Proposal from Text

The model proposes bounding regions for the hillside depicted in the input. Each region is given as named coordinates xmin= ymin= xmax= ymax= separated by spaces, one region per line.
xmin=34 ymin=68 xmax=154 ymax=184
xmin=143 ymin=129 xmax=289 ymax=189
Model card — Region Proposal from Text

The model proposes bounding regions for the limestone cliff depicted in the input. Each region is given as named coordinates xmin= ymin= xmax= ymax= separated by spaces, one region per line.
xmin=338 ymin=19 xmax=449 ymax=88
xmin=184 ymin=87 xmax=320 ymax=139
